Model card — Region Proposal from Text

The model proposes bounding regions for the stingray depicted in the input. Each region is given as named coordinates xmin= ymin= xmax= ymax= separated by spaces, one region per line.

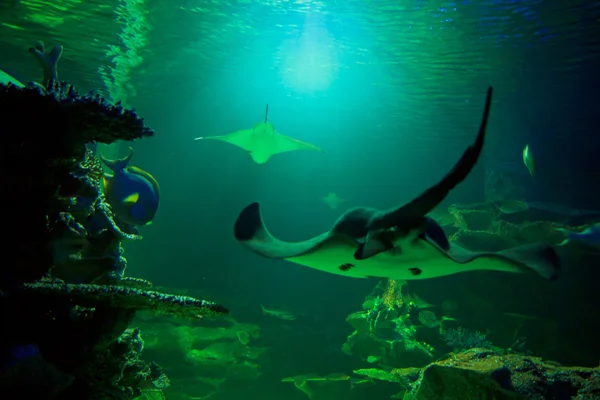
xmin=194 ymin=104 xmax=324 ymax=164
xmin=233 ymin=87 xmax=561 ymax=282
xmin=321 ymin=192 xmax=347 ymax=210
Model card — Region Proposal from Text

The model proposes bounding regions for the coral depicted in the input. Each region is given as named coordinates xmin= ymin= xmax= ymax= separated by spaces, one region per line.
xmin=119 ymin=277 xmax=154 ymax=289
xmin=443 ymin=327 xmax=493 ymax=351
xmin=0 ymin=82 xmax=153 ymax=151
xmin=382 ymin=279 xmax=405 ymax=308
xmin=355 ymin=350 xmax=600 ymax=400
xmin=343 ymin=295 xmax=435 ymax=368
xmin=400 ymin=349 xmax=600 ymax=400
xmin=0 ymin=44 xmax=229 ymax=400
xmin=0 ymin=80 xmax=152 ymax=285
xmin=10 ymin=281 xmax=228 ymax=319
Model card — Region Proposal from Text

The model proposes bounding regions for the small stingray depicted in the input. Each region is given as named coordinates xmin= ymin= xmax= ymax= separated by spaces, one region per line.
xmin=194 ymin=104 xmax=324 ymax=164
xmin=322 ymin=193 xmax=347 ymax=210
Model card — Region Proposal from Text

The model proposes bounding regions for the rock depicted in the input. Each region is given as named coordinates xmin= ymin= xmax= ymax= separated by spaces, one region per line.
xmin=401 ymin=349 xmax=600 ymax=400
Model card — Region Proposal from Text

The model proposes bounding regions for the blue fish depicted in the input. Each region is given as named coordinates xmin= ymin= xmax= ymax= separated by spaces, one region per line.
xmin=101 ymin=147 xmax=160 ymax=226
xmin=557 ymin=223 xmax=600 ymax=249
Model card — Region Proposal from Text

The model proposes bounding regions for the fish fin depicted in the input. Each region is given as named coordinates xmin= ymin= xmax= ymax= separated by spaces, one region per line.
xmin=127 ymin=166 xmax=160 ymax=196
xmin=423 ymin=217 xmax=450 ymax=251
xmin=355 ymin=229 xmax=397 ymax=260
xmin=355 ymin=231 xmax=389 ymax=260
xmin=260 ymin=304 xmax=267 ymax=314
xmin=123 ymin=193 xmax=139 ymax=204
xmin=496 ymin=243 xmax=561 ymax=281
xmin=102 ymin=176 xmax=110 ymax=192
xmin=100 ymin=147 xmax=134 ymax=172
xmin=145 ymin=221 xmax=153 ymax=226
xmin=365 ymin=87 xmax=492 ymax=232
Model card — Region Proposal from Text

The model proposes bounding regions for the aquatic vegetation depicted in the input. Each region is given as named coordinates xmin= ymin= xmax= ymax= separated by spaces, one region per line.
xmin=443 ymin=327 xmax=492 ymax=351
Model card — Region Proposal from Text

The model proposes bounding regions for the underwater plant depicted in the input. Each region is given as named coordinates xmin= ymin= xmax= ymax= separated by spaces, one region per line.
xmin=442 ymin=327 xmax=492 ymax=351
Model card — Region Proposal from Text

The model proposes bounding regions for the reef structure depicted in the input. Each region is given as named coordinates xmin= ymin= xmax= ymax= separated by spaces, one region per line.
xmin=354 ymin=348 xmax=600 ymax=399
xmin=0 ymin=43 xmax=228 ymax=399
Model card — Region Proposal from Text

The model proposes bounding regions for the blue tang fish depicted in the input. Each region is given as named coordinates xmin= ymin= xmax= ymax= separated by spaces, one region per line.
xmin=101 ymin=147 xmax=160 ymax=226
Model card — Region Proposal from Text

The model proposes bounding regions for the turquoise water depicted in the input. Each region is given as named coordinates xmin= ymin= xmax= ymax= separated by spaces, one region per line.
xmin=1 ymin=0 xmax=599 ymax=399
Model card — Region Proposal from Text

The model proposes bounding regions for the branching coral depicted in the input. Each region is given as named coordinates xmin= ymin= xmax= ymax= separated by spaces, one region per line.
xmin=443 ymin=327 xmax=492 ymax=351
xmin=10 ymin=281 xmax=228 ymax=319
xmin=382 ymin=279 xmax=405 ymax=308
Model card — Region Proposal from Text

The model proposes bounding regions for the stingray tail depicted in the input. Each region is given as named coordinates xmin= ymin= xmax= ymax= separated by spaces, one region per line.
xmin=234 ymin=202 xmax=330 ymax=259
xmin=100 ymin=146 xmax=133 ymax=172
xmin=496 ymin=243 xmax=561 ymax=281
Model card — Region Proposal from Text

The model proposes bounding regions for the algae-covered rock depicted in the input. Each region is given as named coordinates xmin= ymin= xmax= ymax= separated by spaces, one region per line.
xmin=346 ymin=311 xmax=370 ymax=332
xmin=401 ymin=349 xmax=600 ymax=400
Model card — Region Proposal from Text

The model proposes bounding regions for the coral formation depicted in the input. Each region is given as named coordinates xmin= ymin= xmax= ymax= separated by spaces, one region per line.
xmin=442 ymin=327 xmax=492 ymax=351
xmin=342 ymin=285 xmax=439 ymax=368
xmin=355 ymin=348 xmax=600 ymax=399
xmin=0 ymin=43 xmax=228 ymax=399
xmin=135 ymin=314 xmax=265 ymax=399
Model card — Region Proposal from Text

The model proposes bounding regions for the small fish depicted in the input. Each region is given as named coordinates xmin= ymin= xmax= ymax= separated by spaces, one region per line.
xmin=522 ymin=144 xmax=535 ymax=176
xmin=556 ymin=223 xmax=600 ymax=248
xmin=495 ymin=199 xmax=529 ymax=214
xmin=405 ymin=291 xmax=435 ymax=309
xmin=236 ymin=331 xmax=250 ymax=345
xmin=260 ymin=304 xmax=297 ymax=320
xmin=321 ymin=192 xmax=347 ymax=210
xmin=101 ymin=147 xmax=160 ymax=226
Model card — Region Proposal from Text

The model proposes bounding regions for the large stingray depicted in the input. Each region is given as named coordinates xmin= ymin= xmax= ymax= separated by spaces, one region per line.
xmin=233 ymin=87 xmax=562 ymax=281
xmin=194 ymin=104 xmax=324 ymax=164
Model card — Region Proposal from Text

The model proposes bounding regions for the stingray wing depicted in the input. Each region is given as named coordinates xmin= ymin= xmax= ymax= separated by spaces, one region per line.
xmin=445 ymin=242 xmax=561 ymax=281
xmin=272 ymin=130 xmax=324 ymax=154
xmin=369 ymin=87 xmax=493 ymax=231
xmin=234 ymin=202 xmax=333 ymax=259
xmin=195 ymin=129 xmax=256 ymax=152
